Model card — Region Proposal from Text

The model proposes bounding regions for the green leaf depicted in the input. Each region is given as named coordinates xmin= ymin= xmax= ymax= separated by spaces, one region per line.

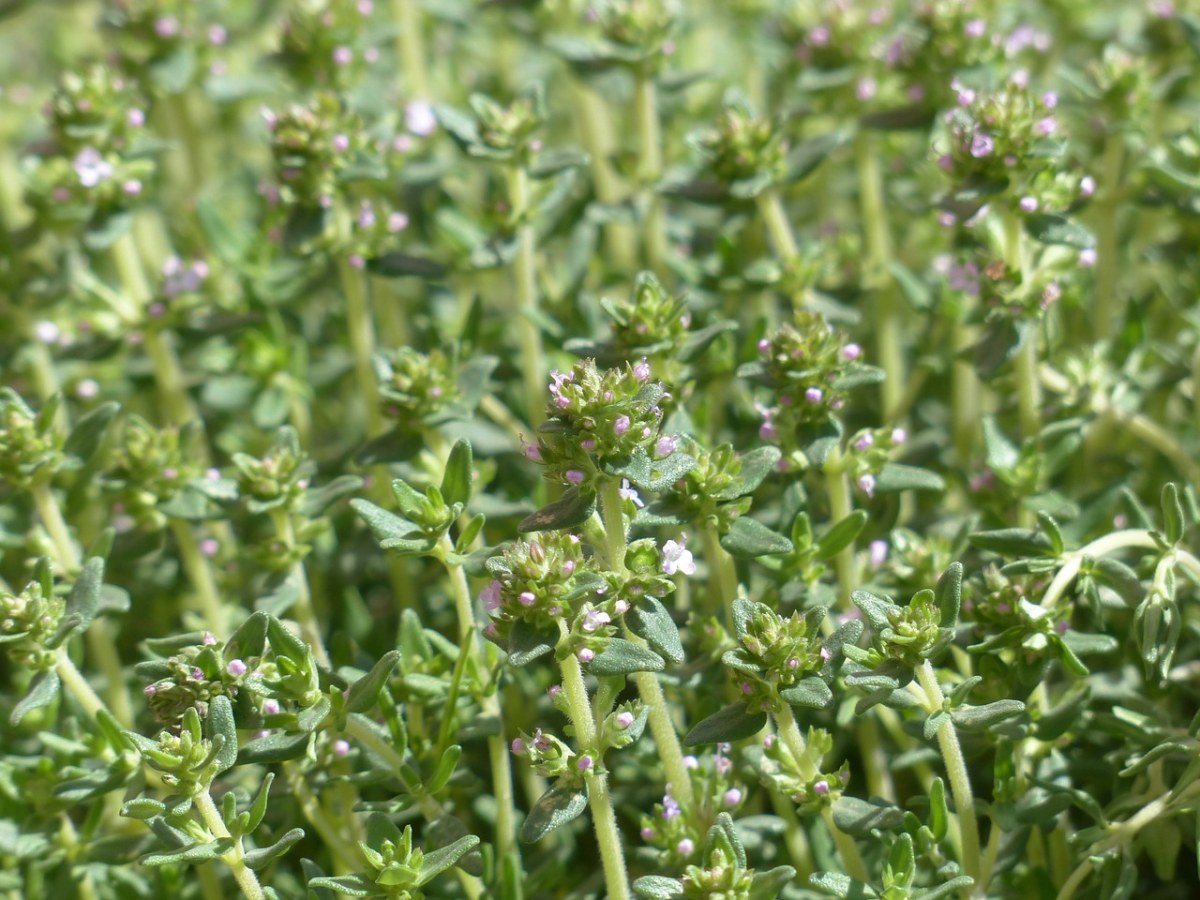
xmin=344 ymin=650 xmax=402 ymax=714
xmin=419 ymin=833 xmax=482 ymax=884
xmin=11 ymin=669 xmax=60 ymax=725
xmin=518 ymin=487 xmax=596 ymax=533
xmin=815 ymin=511 xmax=868 ymax=560
xmin=928 ymin=778 xmax=949 ymax=841
xmin=627 ymin=597 xmax=685 ymax=665
xmin=935 ymin=563 xmax=963 ymax=628
xmin=633 ymin=876 xmax=684 ymax=899
xmin=428 ymin=745 xmax=462 ymax=794
xmin=973 ymin=318 xmax=1022 ymax=379
xmin=520 ymin=783 xmax=589 ymax=843
xmin=710 ymin=446 xmax=780 ymax=500
xmin=225 ymin=612 xmax=269 ymax=664
xmin=951 ymin=700 xmax=1026 ymax=732
xmin=924 ymin=710 xmax=951 ymax=740
xmin=914 ymin=877 xmax=976 ymax=900
xmin=1024 ymin=213 xmax=1095 ymax=248
xmin=243 ymin=828 xmax=305 ymax=870
xmin=350 ymin=499 xmax=417 ymax=545
xmin=808 ymin=871 xmax=879 ymax=898
xmin=305 ymin=874 xmax=374 ymax=897
xmin=779 ymin=676 xmax=833 ymax=710
xmin=850 ymin=590 xmax=896 ymax=632
xmin=300 ymin=475 xmax=364 ymax=518
xmin=748 ymin=865 xmax=798 ymax=900
xmin=832 ymin=796 xmax=906 ymax=837
xmin=64 ymin=556 xmax=105 ymax=634
xmin=142 ymin=839 xmax=231 ymax=867
xmin=684 ymin=703 xmax=767 ymax=745
xmin=1162 ymin=483 xmax=1184 ymax=544
xmin=121 ymin=798 xmax=167 ymax=820
xmin=441 ymin=440 xmax=474 ymax=508
xmin=588 ymin=638 xmax=665 ymax=676
xmin=720 ymin=517 xmax=793 ymax=558
xmin=62 ymin=402 xmax=119 ymax=465
xmin=506 ymin=620 xmax=557 ymax=666
xmin=969 ymin=528 xmax=1055 ymax=557
xmin=207 ymin=695 xmax=238 ymax=775
xmin=874 ymin=464 xmax=945 ymax=493
xmin=367 ymin=252 xmax=448 ymax=279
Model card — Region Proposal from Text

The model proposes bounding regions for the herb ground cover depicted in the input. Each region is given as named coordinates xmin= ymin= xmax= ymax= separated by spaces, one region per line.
xmin=2 ymin=1 xmax=1199 ymax=898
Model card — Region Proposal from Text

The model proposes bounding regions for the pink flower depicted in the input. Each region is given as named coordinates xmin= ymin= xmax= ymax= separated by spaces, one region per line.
xmin=661 ymin=539 xmax=696 ymax=576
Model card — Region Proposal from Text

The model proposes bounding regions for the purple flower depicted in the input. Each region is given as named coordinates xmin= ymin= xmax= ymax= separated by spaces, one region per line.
xmin=662 ymin=792 xmax=681 ymax=820
xmin=969 ymin=133 xmax=995 ymax=158
xmin=723 ymin=788 xmax=743 ymax=807
xmin=655 ymin=435 xmax=677 ymax=458
xmin=661 ymin=539 xmax=696 ymax=576
xmin=633 ymin=358 xmax=651 ymax=381
xmin=577 ymin=647 xmax=594 ymax=663
xmin=619 ymin=479 xmax=644 ymax=509
xmin=813 ymin=780 xmax=830 ymax=795
xmin=805 ymin=387 xmax=823 ymax=404
xmin=405 ymin=100 xmax=437 ymax=136
xmin=387 ymin=212 xmax=409 ymax=232
xmin=857 ymin=474 xmax=876 ymax=497
xmin=481 ymin=580 xmax=502 ymax=611
xmin=333 ymin=46 xmax=353 ymax=66
xmin=641 ymin=827 xmax=656 ymax=841
xmin=1079 ymin=248 xmax=1097 ymax=267
xmin=615 ymin=711 xmax=635 ymax=729
xmin=227 ymin=659 xmax=247 ymax=677
xmin=676 ymin=839 xmax=695 ymax=855
xmin=1019 ymin=196 xmax=1038 ymax=213
xmin=840 ymin=343 xmax=862 ymax=361
xmin=614 ymin=415 xmax=630 ymax=436
xmin=854 ymin=433 xmax=874 ymax=452
xmin=519 ymin=591 xmax=536 ymax=607
xmin=869 ymin=540 xmax=889 ymax=568
xmin=565 ymin=469 xmax=585 ymax=485
xmin=333 ymin=739 xmax=350 ymax=757
xmin=511 ymin=738 xmax=526 ymax=755
xmin=1080 ymin=176 xmax=1096 ymax=197
xmin=1035 ymin=116 xmax=1056 ymax=136
xmin=891 ymin=427 xmax=906 ymax=445
xmin=577 ymin=756 xmax=593 ymax=772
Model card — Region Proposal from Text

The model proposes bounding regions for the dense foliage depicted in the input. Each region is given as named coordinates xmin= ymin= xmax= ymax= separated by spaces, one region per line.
xmin=2 ymin=1 xmax=1199 ymax=898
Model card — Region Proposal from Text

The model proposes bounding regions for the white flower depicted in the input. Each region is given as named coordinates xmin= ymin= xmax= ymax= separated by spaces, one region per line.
xmin=405 ymin=100 xmax=437 ymax=136
xmin=618 ymin=478 xmax=644 ymax=508
xmin=661 ymin=538 xmax=696 ymax=576
xmin=73 ymin=147 xmax=113 ymax=188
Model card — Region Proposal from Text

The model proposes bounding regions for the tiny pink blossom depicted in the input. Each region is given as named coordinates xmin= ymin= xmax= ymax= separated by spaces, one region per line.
xmin=577 ymin=647 xmax=595 ymax=663
xmin=723 ymin=788 xmax=742 ymax=807
xmin=615 ymin=711 xmax=635 ymax=729
xmin=333 ymin=739 xmax=350 ymax=757
xmin=676 ymin=838 xmax=694 ymax=855
xmin=227 ymin=659 xmax=248 ymax=677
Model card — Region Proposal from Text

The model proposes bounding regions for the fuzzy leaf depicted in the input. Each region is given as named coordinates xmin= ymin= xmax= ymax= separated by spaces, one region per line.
xmin=207 ymin=695 xmax=238 ymax=775
xmin=633 ymin=876 xmax=684 ymax=899
xmin=951 ymin=700 xmax=1026 ymax=732
xmin=62 ymin=402 xmax=119 ymax=464
xmin=588 ymin=638 xmax=664 ymax=676
xmin=520 ymin=783 xmax=589 ymax=843
xmin=1024 ymin=213 xmax=1094 ymax=248
xmin=344 ymin=650 xmax=402 ymax=714
xmin=627 ymin=597 xmax=685 ymax=664
xmin=419 ymin=833 xmax=482 ymax=883
xmin=11 ymin=670 xmax=60 ymax=725
xmin=300 ymin=476 xmax=364 ymax=518
xmin=684 ymin=703 xmax=767 ymax=745
xmin=243 ymin=828 xmax=305 ymax=871
xmin=720 ymin=517 xmax=793 ymax=558
xmin=440 ymin=440 xmax=474 ymax=508
xmin=351 ymin=499 xmax=417 ymax=545
xmin=779 ymin=676 xmax=833 ymax=710
xmin=815 ymin=511 xmax=868 ymax=560
xmin=874 ymin=464 xmax=945 ymax=493
xmin=518 ymin=487 xmax=596 ymax=533
xmin=969 ymin=528 xmax=1055 ymax=557
xmin=507 ymin=620 xmax=557 ymax=666
xmin=808 ymin=872 xmax=879 ymax=898
xmin=833 ymin=796 xmax=906 ymax=836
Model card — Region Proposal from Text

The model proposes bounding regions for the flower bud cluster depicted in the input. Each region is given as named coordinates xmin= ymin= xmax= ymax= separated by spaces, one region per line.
xmin=595 ymin=0 xmax=679 ymax=67
xmin=0 ymin=578 xmax=63 ymax=670
xmin=232 ymin=428 xmax=314 ymax=513
xmin=725 ymin=603 xmax=828 ymax=712
xmin=880 ymin=590 xmax=944 ymax=667
xmin=26 ymin=66 xmax=155 ymax=227
xmin=343 ymin=196 xmax=410 ymax=268
xmin=376 ymin=347 xmax=459 ymax=421
xmin=846 ymin=425 xmax=907 ymax=498
xmin=760 ymin=726 xmax=848 ymax=812
xmin=0 ymin=390 xmax=62 ymax=488
xmin=280 ymin=0 xmax=381 ymax=89
xmin=639 ymin=745 xmax=746 ymax=863
xmin=360 ymin=823 xmax=426 ymax=888
xmin=936 ymin=79 xmax=1090 ymax=218
xmin=104 ymin=417 xmax=201 ymax=530
xmin=666 ymin=442 xmax=752 ymax=527
xmin=692 ymin=103 xmax=787 ymax=189
xmin=598 ymin=701 xmax=646 ymax=753
xmin=127 ymin=705 xmax=224 ymax=794
xmin=603 ymin=272 xmax=691 ymax=361
xmin=469 ymin=90 xmax=546 ymax=159
xmin=482 ymin=533 xmax=593 ymax=632
xmin=754 ymin=311 xmax=859 ymax=440
xmin=140 ymin=632 xmax=253 ymax=725
xmin=679 ymin=846 xmax=754 ymax=898
xmin=103 ymin=0 xmax=220 ymax=90
xmin=267 ymin=93 xmax=364 ymax=209
xmin=529 ymin=358 xmax=672 ymax=490
xmin=509 ymin=727 xmax=574 ymax=779
xmin=148 ymin=255 xmax=213 ymax=326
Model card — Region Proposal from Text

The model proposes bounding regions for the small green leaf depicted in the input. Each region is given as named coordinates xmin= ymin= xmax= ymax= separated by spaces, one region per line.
xmin=11 ymin=669 xmax=60 ymax=725
xmin=419 ymin=833 xmax=482 ymax=884
xmin=300 ymin=475 xmax=364 ymax=518
xmin=207 ymin=695 xmax=238 ymax=775
xmin=832 ymin=796 xmax=906 ymax=837
xmin=1162 ymin=483 xmax=1184 ymax=544
xmin=779 ymin=676 xmax=833 ymax=710
xmin=351 ymin=499 xmax=417 ymax=545
xmin=62 ymin=402 xmax=119 ymax=465
xmin=518 ymin=487 xmax=596 ymax=533
xmin=225 ymin=612 xmax=269 ymax=664
xmin=64 ymin=556 xmax=105 ymax=634
xmin=142 ymin=840 xmax=231 ymax=867
xmin=121 ymin=798 xmax=167 ymax=820
xmin=243 ymin=828 xmax=305 ymax=870
xmin=428 ymin=745 xmax=462 ymax=794
xmin=924 ymin=710 xmax=951 ymax=740
xmin=815 ymin=510 xmax=868 ymax=560
xmin=720 ymin=517 xmax=794 ymax=558
xmin=507 ymin=620 xmax=557 ymax=666
xmin=935 ymin=563 xmax=963 ymax=628
xmin=928 ymin=778 xmax=949 ymax=841
xmin=344 ymin=650 xmax=402 ymax=714
xmin=305 ymin=874 xmax=374 ymax=897
xmin=627 ymin=597 xmax=685 ymax=665
xmin=913 ymin=877 xmax=976 ymax=900
xmin=969 ymin=528 xmax=1055 ymax=557
xmin=808 ymin=871 xmax=878 ymax=898
xmin=520 ymin=783 xmax=589 ymax=843
xmin=441 ymin=440 xmax=474 ymax=508
xmin=850 ymin=590 xmax=896 ymax=632
xmin=684 ymin=703 xmax=767 ymax=746
xmin=874 ymin=464 xmax=945 ymax=493
xmin=1024 ymin=213 xmax=1095 ymax=248
xmin=633 ymin=876 xmax=685 ymax=899
xmin=588 ymin=639 xmax=665 ymax=676
xmin=951 ymin=700 xmax=1026 ymax=732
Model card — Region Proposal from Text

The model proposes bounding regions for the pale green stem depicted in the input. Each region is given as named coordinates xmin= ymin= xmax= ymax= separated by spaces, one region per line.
xmin=756 ymin=188 xmax=798 ymax=261
xmin=393 ymin=0 xmax=430 ymax=98
xmin=1193 ymin=344 xmax=1200 ymax=433
xmin=198 ymin=864 xmax=224 ymax=900
xmin=507 ymin=165 xmax=547 ymax=428
xmin=823 ymin=450 xmax=856 ymax=604
xmin=31 ymin=479 xmax=134 ymax=727
xmin=168 ymin=519 xmax=227 ymax=634
xmin=54 ymin=651 xmax=108 ymax=722
xmin=336 ymin=207 xmax=384 ymax=437
xmin=855 ymin=130 xmax=903 ymax=419
xmin=1093 ymin=131 xmax=1125 ymax=341
xmin=700 ymin=523 xmax=737 ymax=629
xmin=437 ymin=535 xmax=519 ymax=869
xmin=598 ymin=479 xmax=695 ymax=809
xmin=570 ymin=80 xmax=637 ymax=270
xmin=634 ymin=69 xmax=667 ymax=274
xmin=951 ymin=309 xmax=981 ymax=466
xmin=193 ymin=790 xmax=266 ymax=900
xmin=111 ymin=231 xmax=198 ymax=427
xmin=283 ymin=761 xmax=360 ymax=873
xmin=915 ymin=661 xmax=981 ymax=889
xmin=979 ymin=818 xmax=1002 ymax=896
xmin=559 ymin=635 xmax=631 ymax=900
xmin=774 ymin=705 xmax=869 ymax=882
xmin=268 ymin=508 xmax=330 ymax=669
xmin=1038 ymin=529 xmax=1161 ymax=609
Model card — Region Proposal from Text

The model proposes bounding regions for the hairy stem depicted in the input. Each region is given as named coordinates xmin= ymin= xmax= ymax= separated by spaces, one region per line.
xmin=168 ymin=520 xmax=226 ymax=635
xmin=1093 ymin=131 xmax=1125 ymax=341
xmin=268 ymin=508 xmax=330 ymax=669
xmin=634 ymin=69 xmax=667 ymax=274
xmin=335 ymin=206 xmax=384 ymax=437
xmin=193 ymin=790 xmax=265 ymax=900
xmin=507 ymin=165 xmax=547 ymax=428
